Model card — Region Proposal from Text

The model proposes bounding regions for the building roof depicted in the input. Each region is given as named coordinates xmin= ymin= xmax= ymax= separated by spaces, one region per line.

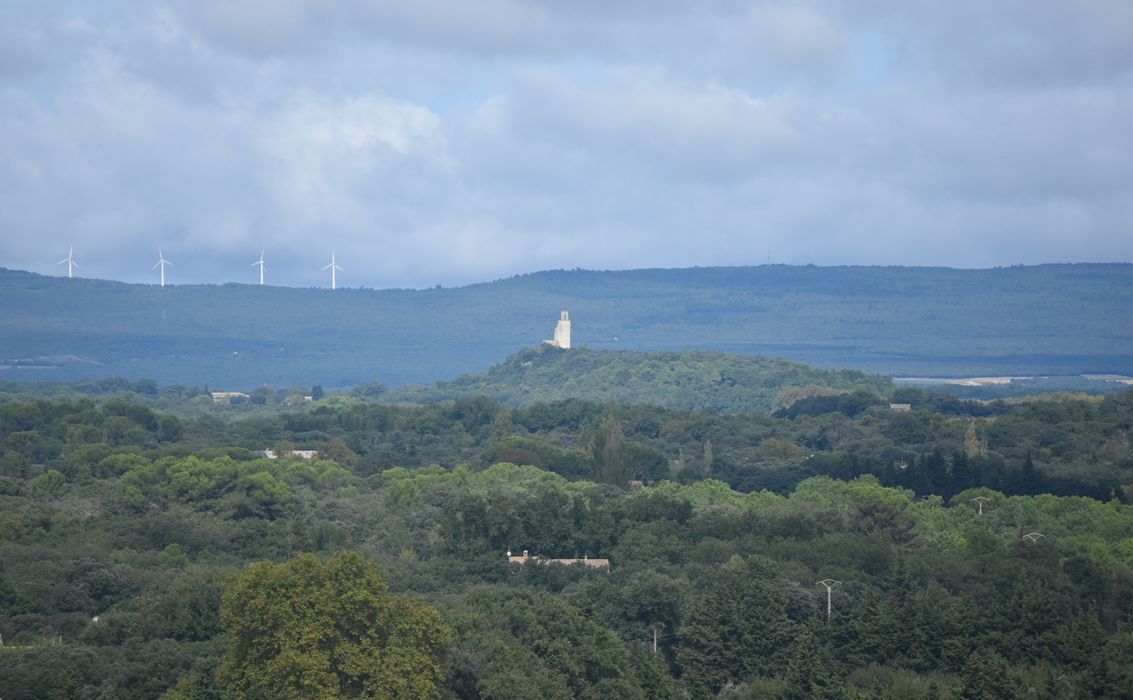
xmin=506 ymin=550 xmax=609 ymax=569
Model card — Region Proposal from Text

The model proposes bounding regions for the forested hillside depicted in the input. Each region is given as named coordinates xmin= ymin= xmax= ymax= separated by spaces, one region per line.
xmin=2 ymin=263 xmax=1131 ymax=388
xmin=388 ymin=345 xmax=892 ymax=413
xmin=2 ymin=385 xmax=1133 ymax=697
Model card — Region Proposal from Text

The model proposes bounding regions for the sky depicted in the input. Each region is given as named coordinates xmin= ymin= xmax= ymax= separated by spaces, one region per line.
xmin=1 ymin=1 xmax=1131 ymax=289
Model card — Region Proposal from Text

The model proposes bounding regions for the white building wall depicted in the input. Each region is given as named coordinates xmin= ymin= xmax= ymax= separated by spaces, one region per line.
xmin=553 ymin=311 xmax=571 ymax=349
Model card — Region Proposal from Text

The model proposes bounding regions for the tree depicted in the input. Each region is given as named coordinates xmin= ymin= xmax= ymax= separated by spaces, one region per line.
xmin=488 ymin=409 xmax=514 ymax=444
xmin=678 ymin=555 xmax=791 ymax=694
xmin=0 ymin=645 xmax=104 ymax=700
xmin=0 ymin=451 xmax=31 ymax=479
xmin=444 ymin=587 xmax=643 ymax=699
xmin=633 ymin=651 xmax=677 ymax=700
xmin=958 ymin=650 xmax=1017 ymax=700
xmin=352 ymin=380 xmax=387 ymax=399
xmin=964 ymin=419 xmax=984 ymax=459
xmin=249 ymin=386 xmax=275 ymax=407
xmin=780 ymin=623 xmax=845 ymax=700
xmin=29 ymin=468 xmax=66 ymax=497
xmin=592 ymin=416 xmax=629 ymax=485
xmin=318 ymin=437 xmax=361 ymax=470
xmin=1084 ymin=629 xmax=1133 ymax=699
xmin=218 ymin=553 xmax=450 ymax=699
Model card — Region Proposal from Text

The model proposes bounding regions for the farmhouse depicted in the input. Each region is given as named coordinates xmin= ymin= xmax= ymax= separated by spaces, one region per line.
xmin=211 ymin=391 xmax=250 ymax=403
xmin=506 ymin=549 xmax=609 ymax=569
xmin=260 ymin=449 xmax=319 ymax=460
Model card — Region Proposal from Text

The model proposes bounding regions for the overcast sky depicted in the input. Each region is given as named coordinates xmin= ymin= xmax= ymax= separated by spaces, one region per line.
xmin=1 ymin=1 xmax=1131 ymax=288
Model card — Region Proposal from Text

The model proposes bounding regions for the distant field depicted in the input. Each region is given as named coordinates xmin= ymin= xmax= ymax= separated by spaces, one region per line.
xmin=894 ymin=374 xmax=1133 ymax=400
xmin=1 ymin=263 xmax=1131 ymax=389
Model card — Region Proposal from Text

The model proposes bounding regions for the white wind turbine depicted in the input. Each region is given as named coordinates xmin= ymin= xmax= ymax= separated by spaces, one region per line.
xmin=153 ymin=248 xmax=172 ymax=287
xmin=322 ymin=250 xmax=342 ymax=290
xmin=252 ymin=251 xmax=265 ymax=285
xmin=57 ymin=245 xmax=79 ymax=278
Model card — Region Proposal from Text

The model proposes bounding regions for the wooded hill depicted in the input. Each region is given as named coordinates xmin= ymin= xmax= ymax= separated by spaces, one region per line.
xmin=388 ymin=345 xmax=893 ymax=414
xmin=2 ymin=263 xmax=1131 ymax=389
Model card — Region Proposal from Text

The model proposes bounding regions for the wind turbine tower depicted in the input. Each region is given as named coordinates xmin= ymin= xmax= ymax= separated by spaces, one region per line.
xmin=153 ymin=248 xmax=172 ymax=287
xmin=252 ymin=251 xmax=266 ymax=285
xmin=323 ymin=251 xmax=342 ymax=290
xmin=57 ymin=246 xmax=79 ymax=278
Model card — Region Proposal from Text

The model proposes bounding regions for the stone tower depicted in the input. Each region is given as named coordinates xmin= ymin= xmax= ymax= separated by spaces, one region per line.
xmin=545 ymin=310 xmax=571 ymax=349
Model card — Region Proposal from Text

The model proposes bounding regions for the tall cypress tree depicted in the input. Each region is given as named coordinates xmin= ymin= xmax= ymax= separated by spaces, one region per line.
xmin=678 ymin=555 xmax=791 ymax=694
xmin=780 ymin=622 xmax=845 ymax=700
xmin=958 ymin=650 xmax=1016 ymax=700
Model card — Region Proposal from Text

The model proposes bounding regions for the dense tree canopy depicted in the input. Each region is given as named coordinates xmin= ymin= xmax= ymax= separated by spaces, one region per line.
xmin=216 ymin=553 xmax=449 ymax=699
xmin=1 ymin=383 xmax=1133 ymax=697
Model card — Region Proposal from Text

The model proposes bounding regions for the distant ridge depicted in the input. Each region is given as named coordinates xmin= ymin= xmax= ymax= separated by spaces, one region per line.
xmin=387 ymin=345 xmax=892 ymax=413
xmin=1 ymin=263 xmax=1131 ymax=388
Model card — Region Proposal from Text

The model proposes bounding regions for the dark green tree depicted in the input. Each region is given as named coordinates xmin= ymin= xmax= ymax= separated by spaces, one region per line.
xmin=958 ymin=650 xmax=1017 ymax=700
xmin=780 ymin=622 xmax=845 ymax=700
xmin=592 ymin=416 xmax=629 ymax=485
xmin=444 ymin=587 xmax=644 ymax=699
xmin=678 ymin=555 xmax=791 ymax=693
xmin=1084 ymin=630 xmax=1133 ymax=699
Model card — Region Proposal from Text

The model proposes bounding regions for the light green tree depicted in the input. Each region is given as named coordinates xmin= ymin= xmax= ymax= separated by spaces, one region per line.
xmin=218 ymin=553 xmax=450 ymax=699
xmin=29 ymin=468 xmax=67 ymax=497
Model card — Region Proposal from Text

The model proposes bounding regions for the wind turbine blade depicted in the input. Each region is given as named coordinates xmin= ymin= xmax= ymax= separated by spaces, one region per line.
xmin=153 ymin=260 xmax=161 ymax=270
xmin=58 ymin=258 xmax=69 ymax=264
xmin=322 ymin=263 xmax=333 ymax=270
xmin=72 ymin=261 xmax=79 ymax=269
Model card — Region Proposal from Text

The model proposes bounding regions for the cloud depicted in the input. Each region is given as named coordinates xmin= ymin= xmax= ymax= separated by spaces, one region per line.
xmin=170 ymin=0 xmax=852 ymax=81
xmin=171 ymin=0 xmax=338 ymax=58
xmin=0 ymin=1 xmax=1131 ymax=288
xmin=497 ymin=69 xmax=867 ymax=181
xmin=255 ymin=92 xmax=449 ymax=224
xmin=881 ymin=85 xmax=1133 ymax=202
xmin=828 ymin=0 xmax=1133 ymax=86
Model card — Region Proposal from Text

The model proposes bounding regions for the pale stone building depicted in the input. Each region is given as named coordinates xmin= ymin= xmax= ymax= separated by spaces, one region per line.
xmin=210 ymin=391 xmax=250 ymax=403
xmin=544 ymin=310 xmax=572 ymax=349
xmin=506 ymin=549 xmax=608 ymax=569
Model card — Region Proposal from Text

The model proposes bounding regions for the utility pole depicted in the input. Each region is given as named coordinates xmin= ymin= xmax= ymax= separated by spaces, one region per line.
xmin=970 ymin=496 xmax=990 ymax=515
xmin=653 ymin=627 xmax=658 ymax=656
xmin=817 ymin=579 xmax=841 ymax=621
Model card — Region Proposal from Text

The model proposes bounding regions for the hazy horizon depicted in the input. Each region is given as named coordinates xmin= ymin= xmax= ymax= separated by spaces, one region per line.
xmin=6 ymin=259 xmax=1132 ymax=292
